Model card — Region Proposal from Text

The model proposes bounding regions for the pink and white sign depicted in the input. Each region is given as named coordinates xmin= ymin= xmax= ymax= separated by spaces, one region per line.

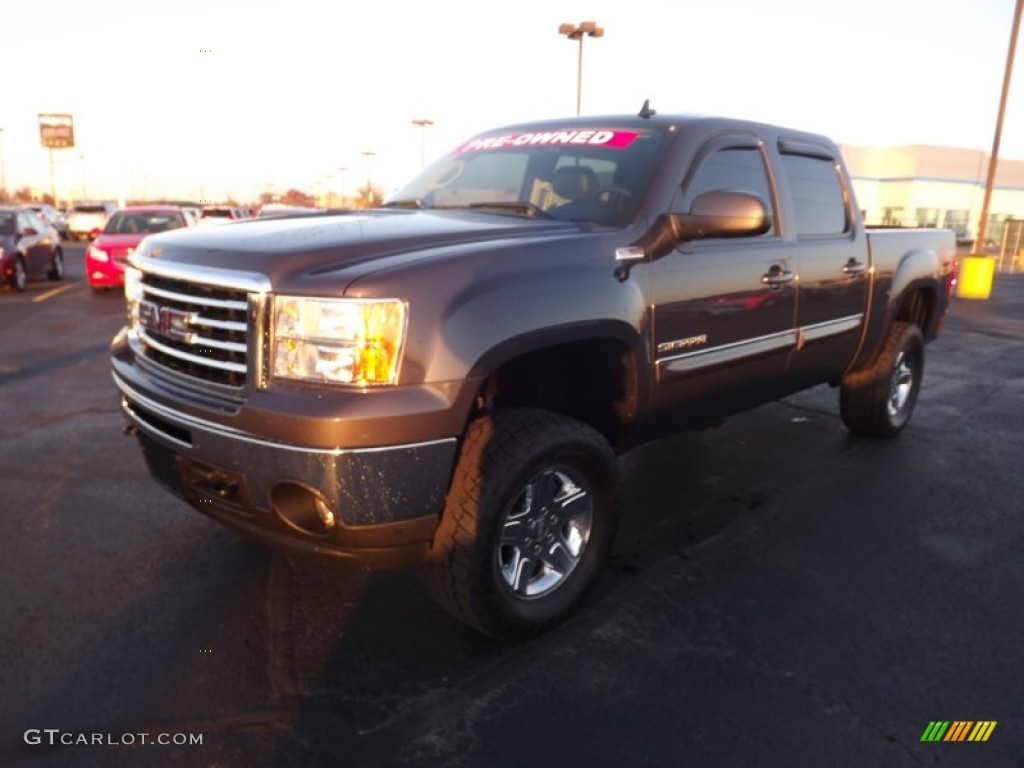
xmin=458 ymin=129 xmax=640 ymax=153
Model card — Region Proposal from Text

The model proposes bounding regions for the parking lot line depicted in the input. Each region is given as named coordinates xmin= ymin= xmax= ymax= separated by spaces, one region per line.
xmin=32 ymin=284 xmax=76 ymax=303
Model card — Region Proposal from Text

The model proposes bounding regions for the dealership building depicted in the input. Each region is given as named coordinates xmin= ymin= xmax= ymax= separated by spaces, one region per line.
xmin=840 ymin=144 xmax=1024 ymax=249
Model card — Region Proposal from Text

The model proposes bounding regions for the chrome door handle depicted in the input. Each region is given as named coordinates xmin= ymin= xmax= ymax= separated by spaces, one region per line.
xmin=842 ymin=259 xmax=867 ymax=277
xmin=761 ymin=266 xmax=795 ymax=286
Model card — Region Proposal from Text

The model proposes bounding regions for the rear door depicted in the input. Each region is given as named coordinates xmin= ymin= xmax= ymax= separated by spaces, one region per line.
xmin=649 ymin=134 xmax=799 ymax=425
xmin=774 ymin=140 xmax=869 ymax=388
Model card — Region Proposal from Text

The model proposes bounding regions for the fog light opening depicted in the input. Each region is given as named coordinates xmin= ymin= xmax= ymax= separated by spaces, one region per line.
xmin=270 ymin=482 xmax=337 ymax=535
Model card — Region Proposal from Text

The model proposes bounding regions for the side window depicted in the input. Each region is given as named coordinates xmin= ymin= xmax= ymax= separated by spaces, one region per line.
xmin=780 ymin=153 xmax=849 ymax=237
xmin=674 ymin=146 xmax=775 ymax=236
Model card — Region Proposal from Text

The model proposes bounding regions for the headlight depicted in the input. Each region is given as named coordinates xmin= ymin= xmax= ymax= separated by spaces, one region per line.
xmin=88 ymin=246 xmax=109 ymax=262
xmin=273 ymin=296 xmax=407 ymax=386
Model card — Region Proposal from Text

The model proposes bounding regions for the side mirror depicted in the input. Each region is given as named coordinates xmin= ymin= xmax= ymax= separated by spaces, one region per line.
xmin=670 ymin=190 xmax=771 ymax=241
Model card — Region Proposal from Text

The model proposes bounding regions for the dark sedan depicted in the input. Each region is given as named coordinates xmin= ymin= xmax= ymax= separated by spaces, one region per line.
xmin=0 ymin=207 xmax=64 ymax=292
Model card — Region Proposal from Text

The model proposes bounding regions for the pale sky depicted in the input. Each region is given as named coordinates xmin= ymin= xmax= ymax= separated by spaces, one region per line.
xmin=3 ymin=0 xmax=1022 ymax=204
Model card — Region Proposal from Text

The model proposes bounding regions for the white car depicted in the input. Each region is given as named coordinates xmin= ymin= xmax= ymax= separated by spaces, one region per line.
xmin=67 ymin=202 xmax=118 ymax=242
xmin=24 ymin=204 xmax=68 ymax=239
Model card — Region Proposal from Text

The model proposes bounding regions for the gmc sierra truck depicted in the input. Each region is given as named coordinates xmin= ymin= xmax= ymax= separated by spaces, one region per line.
xmin=111 ymin=106 xmax=956 ymax=639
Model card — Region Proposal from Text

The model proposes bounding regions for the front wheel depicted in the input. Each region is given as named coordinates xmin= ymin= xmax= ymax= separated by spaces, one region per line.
xmin=840 ymin=322 xmax=924 ymax=438
xmin=421 ymin=408 xmax=619 ymax=640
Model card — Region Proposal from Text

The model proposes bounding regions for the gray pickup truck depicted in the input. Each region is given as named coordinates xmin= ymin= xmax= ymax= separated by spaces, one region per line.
xmin=111 ymin=106 xmax=956 ymax=639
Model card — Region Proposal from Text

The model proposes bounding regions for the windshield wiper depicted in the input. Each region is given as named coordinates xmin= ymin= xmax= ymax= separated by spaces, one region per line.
xmin=381 ymin=198 xmax=426 ymax=210
xmin=455 ymin=201 xmax=556 ymax=220
xmin=469 ymin=201 xmax=555 ymax=219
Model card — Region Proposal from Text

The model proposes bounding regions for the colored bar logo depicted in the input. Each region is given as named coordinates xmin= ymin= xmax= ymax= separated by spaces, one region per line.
xmin=921 ymin=721 xmax=997 ymax=742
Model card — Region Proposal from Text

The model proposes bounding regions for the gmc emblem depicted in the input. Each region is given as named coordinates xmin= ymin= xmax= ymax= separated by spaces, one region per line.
xmin=137 ymin=300 xmax=196 ymax=343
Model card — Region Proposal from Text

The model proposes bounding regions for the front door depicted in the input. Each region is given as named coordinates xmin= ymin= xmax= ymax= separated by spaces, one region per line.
xmin=649 ymin=138 xmax=798 ymax=427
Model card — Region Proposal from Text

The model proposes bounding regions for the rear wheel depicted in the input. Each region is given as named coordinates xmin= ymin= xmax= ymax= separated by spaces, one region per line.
xmin=840 ymin=322 xmax=924 ymax=438
xmin=47 ymin=249 xmax=64 ymax=281
xmin=421 ymin=408 xmax=618 ymax=640
xmin=11 ymin=256 xmax=27 ymax=292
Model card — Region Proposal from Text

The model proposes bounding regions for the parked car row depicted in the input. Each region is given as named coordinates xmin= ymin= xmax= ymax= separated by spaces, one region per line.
xmin=5 ymin=200 xmax=265 ymax=293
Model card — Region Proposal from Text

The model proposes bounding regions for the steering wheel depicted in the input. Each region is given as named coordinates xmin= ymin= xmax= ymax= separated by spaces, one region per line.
xmin=597 ymin=186 xmax=633 ymax=204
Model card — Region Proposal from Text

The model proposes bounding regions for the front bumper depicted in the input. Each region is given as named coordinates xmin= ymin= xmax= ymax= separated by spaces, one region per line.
xmin=114 ymin=372 xmax=458 ymax=569
xmin=87 ymin=257 xmax=125 ymax=288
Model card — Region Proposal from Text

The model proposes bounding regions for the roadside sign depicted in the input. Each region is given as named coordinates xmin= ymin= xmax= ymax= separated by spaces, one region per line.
xmin=38 ymin=113 xmax=75 ymax=149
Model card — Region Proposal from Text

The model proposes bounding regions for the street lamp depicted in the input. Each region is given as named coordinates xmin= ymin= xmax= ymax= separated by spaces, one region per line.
xmin=79 ymin=154 xmax=87 ymax=200
xmin=337 ymin=166 xmax=348 ymax=206
xmin=360 ymin=151 xmax=376 ymax=185
xmin=558 ymin=20 xmax=604 ymax=115
xmin=412 ymin=118 xmax=434 ymax=169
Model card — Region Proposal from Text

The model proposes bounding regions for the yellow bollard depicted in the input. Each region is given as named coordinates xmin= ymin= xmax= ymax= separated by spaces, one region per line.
xmin=956 ymin=256 xmax=996 ymax=300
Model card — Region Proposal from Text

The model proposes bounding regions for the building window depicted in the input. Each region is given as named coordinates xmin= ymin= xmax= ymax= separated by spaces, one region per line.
xmin=915 ymin=208 xmax=940 ymax=228
xmin=882 ymin=207 xmax=904 ymax=226
xmin=943 ymin=209 xmax=969 ymax=237
xmin=987 ymin=214 xmax=1010 ymax=244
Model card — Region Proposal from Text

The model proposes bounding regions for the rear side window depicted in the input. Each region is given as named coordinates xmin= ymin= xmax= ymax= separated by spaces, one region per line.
xmin=780 ymin=153 xmax=849 ymax=237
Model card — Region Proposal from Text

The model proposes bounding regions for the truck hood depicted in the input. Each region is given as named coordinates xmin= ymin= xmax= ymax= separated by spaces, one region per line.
xmin=135 ymin=209 xmax=581 ymax=289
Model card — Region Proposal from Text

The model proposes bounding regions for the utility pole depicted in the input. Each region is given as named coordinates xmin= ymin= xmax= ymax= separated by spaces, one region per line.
xmin=974 ymin=0 xmax=1023 ymax=255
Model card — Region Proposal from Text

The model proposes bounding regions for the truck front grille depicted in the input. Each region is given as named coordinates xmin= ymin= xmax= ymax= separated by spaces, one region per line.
xmin=135 ymin=273 xmax=252 ymax=389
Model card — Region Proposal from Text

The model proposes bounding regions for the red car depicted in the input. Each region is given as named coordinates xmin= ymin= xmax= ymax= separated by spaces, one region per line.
xmin=86 ymin=206 xmax=190 ymax=289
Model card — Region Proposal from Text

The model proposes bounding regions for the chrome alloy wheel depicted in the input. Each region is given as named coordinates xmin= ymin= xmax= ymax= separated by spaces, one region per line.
xmin=887 ymin=349 xmax=916 ymax=419
xmin=497 ymin=467 xmax=593 ymax=598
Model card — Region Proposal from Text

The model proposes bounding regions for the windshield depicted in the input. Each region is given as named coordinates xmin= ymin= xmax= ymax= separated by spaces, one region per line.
xmin=103 ymin=211 xmax=184 ymax=235
xmin=73 ymin=205 xmax=108 ymax=214
xmin=387 ymin=125 xmax=671 ymax=226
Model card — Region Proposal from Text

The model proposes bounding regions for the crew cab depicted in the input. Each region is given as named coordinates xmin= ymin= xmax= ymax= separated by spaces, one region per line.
xmin=111 ymin=108 xmax=956 ymax=639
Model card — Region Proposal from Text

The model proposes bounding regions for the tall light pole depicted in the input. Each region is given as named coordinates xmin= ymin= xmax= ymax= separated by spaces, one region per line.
xmin=974 ymin=0 xmax=1023 ymax=255
xmin=558 ymin=21 xmax=604 ymax=115
xmin=412 ymin=118 xmax=434 ymax=168
xmin=338 ymin=166 xmax=348 ymax=206
xmin=79 ymin=154 xmax=87 ymax=200
xmin=360 ymin=151 xmax=376 ymax=206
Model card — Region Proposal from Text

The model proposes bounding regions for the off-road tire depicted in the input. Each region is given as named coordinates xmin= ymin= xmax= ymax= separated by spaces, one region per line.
xmin=840 ymin=321 xmax=924 ymax=438
xmin=421 ymin=408 xmax=618 ymax=640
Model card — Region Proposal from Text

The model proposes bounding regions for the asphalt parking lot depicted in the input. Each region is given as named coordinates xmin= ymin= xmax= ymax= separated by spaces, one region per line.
xmin=1 ymin=246 xmax=1022 ymax=767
